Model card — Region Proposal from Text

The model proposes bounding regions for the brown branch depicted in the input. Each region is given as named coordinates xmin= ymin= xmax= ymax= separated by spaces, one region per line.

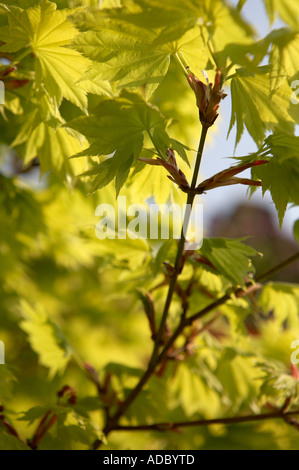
xmin=156 ymin=250 xmax=299 ymax=377
xmin=255 ymin=251 xmax=299 ymax=282
xmin=93 ymin=53 xmax=299 ymax=445
xmin=188 ymin=250 xmax=299 ymax=324
xmin=95 ymin=248 xmax=299 ymax=447
xmin=113 ymin=409 xmax=299 ymax=432
xmin=150 ymin=126 xmax=209 ymax=363
xmin=94 ymin=127 xmax=209 ymax=447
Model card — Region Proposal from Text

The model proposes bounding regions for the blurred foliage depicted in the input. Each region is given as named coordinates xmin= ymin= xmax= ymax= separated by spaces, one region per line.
xmin=0 ymin=0 xmax=299 ymax=450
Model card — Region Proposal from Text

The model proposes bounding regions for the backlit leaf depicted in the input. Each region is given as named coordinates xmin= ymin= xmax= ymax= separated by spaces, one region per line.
xmin=263 ymin=0 xmax=299 ymax=29
xmin=0 ymin=0 xmax=93 ymax=110
xmin=200 ymin=238 xmax=257 ymax=285
xmin=252 ymin=133 xmax=299 ymax=225
xmin=228 ymin=68 xmax=295 ymax=147
xmin=259 ymin=282 xmax=299 ymax=328
xmin=68 ymin=90 xmax=188 ymax=193
xmin=19 ymin=301 xmax=73 ymax=378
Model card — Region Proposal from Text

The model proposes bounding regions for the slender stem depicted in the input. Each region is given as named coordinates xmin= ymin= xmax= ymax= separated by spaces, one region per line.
xmin=99 ymin=126 xmax=209 ymax=442
xmin=187 ymin=291 xmax=233 ymax=324
xmin=11 ymin=48 xmax=31 ymax=66
xmin=188 ymin=250 xmax=299 ymax=324
xmin=95 ymin=236 xmax=299 ymax=449
xmin=156 ymin=249 xmax=299 ymax=369
xmin=190 ymin=126 xmax=209 ymax=189
xmin=113 ymin=409 xmax=299 ymax=432
xmin=149 ymin=126 xmax=208 ymax=366
xmin=96 ymin=132 xmax=299 ymax=446
xmin=174 ymin=52 xmax=189 ymax=77
xmin=98 ymin=248 xmax=299 ymax=447
xmin=157 ymin=317 xmax=187 ymax=365
xmin=206 ymin=40 xmax=219 ymax=69
xmin=256 ymin=251 xmax=299 ymax=282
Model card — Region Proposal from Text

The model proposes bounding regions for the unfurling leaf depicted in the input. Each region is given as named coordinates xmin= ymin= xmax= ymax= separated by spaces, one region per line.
xmin=187 ymin=69 xmax=227 ymax=127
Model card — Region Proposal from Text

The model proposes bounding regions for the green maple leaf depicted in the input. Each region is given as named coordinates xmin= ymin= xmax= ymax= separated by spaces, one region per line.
xmin=200 ymin=238 xmax=257 ymax=285
xmin=223 ymin=28 xmax=299 ymax=88
xmin=0 ymin=431 xmax=30 ymax=450
xmin=70 ymin=5 xmax=183 ymax=99
xmin=70 ymin=0 xmax=253 ymax=98
xmin=19 ymin=301 xmax=73 ymax=378
xmin=7 ymin=91 xmax=86 ymax=175
xmin=252 ymin=134 xmax=299 ymax=226
xmin=267 ymin=28 xmax=299 ymax=91
xmin=228 ymin=68 xmax=295 ymax=147
xmin=70 ymin=14 xmax=204 ymax=99
xmin=0 ymin=0 xmax=102 ymax=111
xmin=202 ymin=0 xmax=254 ymax=66
xmin=263 ymin=0 xmax=299 ymax=29
xmin=12 ymin=109 xmax=84 ymax=175
xmin=67 ymin=90 xmax=188 ymax=194
xmin=124 ymin=0 xmax=254 ymax=49
xmin=259 ymin=282 xmax=299 ymax=328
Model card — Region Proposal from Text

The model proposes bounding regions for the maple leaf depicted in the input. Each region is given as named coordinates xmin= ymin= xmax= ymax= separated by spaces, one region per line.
xmin=252 ymin=133 xmax=299 ymax=226
xmin=0 ymin=0 xmax=104 ymax=111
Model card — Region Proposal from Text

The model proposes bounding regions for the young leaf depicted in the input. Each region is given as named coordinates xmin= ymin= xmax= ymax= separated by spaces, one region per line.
xmin=171 ymin=363 xmax=221 ymax=417
xmin=228 ymin=68 xmax=295 ymax=147
xmin=70 ymin=3 xmax=188 ymax=99
xmin=0 ymin=431 xmax=29 ymax=450
xmin=200 ymin=238 xmax=257 ymax=285
xmin=0 ymin=0 xmax=92 ymax=111
xmin=216 ymin=348 xmax=262 ymax=411
xmin=259 ymin=283 xmax=299 ymax=328
xmin=263 ymin=0 xmax=299 ymax=29
xmin=19 ymin=301 xmax=73 ymax=378
xmin=12 ymin=109 xmax=84 ymax=175
xmin=202 ymin=0 xmax=254 ymax=58
xmin=68 ymin=91 xmax=187 ymax=193
xmin=72 ymin=26 xmax=171 ymax=100
xmin=268 ymin=28 xmax=299 ymax=91
xmin=252 ymin=134 xmax=299 ymax=225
